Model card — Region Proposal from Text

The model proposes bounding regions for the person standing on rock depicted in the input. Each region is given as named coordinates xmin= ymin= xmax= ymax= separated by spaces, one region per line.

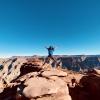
xmin=46 ymin=46 xmax=57 ymax=62
xmin=42 ymin=46 xmax=56 ymax=67
xmin=46 ymin=46 xmax=55 ymax=57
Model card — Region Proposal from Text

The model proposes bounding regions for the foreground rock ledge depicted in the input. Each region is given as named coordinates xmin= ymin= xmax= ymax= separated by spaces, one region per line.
xmin=0 ymin=57 xmax=100 ymax=100
xmin=22 ymin=77 xmax=71 ymax=100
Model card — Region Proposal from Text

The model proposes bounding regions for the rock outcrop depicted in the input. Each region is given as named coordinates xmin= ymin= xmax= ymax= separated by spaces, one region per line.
xmin=0 ymin=57 xmax=72 ymax=100
xmin=60 ymin=55 xmax=100 ymax=71
xmin=0 ymin=56 xmax=100 ymax=100
xmin=22 ymin=76 xmax=71 ymax=100
xmin=69 ymin=71 xmax=100 ymax=100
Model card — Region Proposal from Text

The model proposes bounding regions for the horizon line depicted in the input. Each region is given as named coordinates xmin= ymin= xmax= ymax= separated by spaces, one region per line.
xmin=0 ymin=54 xmax=100 ymax=58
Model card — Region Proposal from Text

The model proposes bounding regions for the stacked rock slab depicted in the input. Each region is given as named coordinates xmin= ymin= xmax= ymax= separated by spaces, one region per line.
xmin=20 ymin=70 xmax=71 ymax=100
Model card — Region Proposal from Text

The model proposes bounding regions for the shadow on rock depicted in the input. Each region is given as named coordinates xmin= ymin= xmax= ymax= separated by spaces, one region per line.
xmin=69 ymin=74 xmax=100 ymax=100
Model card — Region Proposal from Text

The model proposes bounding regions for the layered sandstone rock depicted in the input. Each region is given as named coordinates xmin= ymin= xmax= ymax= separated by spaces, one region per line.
xmin=0 ymin=57 xmax=100 ymax=100
xmin=0 ymin=57 xmax=73 ymax=100
xmin=21 ymin=77 xmax=71 ymax=100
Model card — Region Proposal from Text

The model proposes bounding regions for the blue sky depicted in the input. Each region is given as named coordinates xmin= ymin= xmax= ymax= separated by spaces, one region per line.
xmin=0 ymin=0 xmax=100 ymax=57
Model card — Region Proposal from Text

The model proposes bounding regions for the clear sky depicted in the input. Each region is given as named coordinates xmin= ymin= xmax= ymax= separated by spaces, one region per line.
xmin=0 ymin=0 xmax=100 ymax=57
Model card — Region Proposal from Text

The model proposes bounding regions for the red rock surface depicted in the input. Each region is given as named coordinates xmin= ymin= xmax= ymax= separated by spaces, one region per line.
xmin=69 ymin=73 xmax=100 ymax=100
xmin=0 ymin=57 xmax=100 ymax=100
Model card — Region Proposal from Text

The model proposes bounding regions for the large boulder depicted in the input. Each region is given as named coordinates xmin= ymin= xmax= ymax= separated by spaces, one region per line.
xmin=69 ymin=74 xmax=100 ymax=100
xmin=20 ymin=76 xmax=71 ymax=100
xmin=80 ymin=74 xmax=100 ymax=100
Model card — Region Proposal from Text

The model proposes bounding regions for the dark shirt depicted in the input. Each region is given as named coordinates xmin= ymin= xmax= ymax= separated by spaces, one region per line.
xmin=47 ymin=46 xmax=54 ymax=56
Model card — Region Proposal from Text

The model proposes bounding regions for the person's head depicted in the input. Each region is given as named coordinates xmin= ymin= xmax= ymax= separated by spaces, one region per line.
xmin=49 ymin=46 xmax=52 ymax=48
xmin=50 ymin=46 xmax=54 ymax=49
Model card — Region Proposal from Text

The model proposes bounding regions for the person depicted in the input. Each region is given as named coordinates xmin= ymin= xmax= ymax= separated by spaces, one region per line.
xmin=42 ymin=46 xmax=56 ymax=67
xmin=46 ymin=46 xmax=55 ymax=57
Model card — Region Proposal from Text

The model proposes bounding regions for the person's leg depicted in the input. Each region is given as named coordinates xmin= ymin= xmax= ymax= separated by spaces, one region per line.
xmin=50 ymin=56 xmax=57 ymax=68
